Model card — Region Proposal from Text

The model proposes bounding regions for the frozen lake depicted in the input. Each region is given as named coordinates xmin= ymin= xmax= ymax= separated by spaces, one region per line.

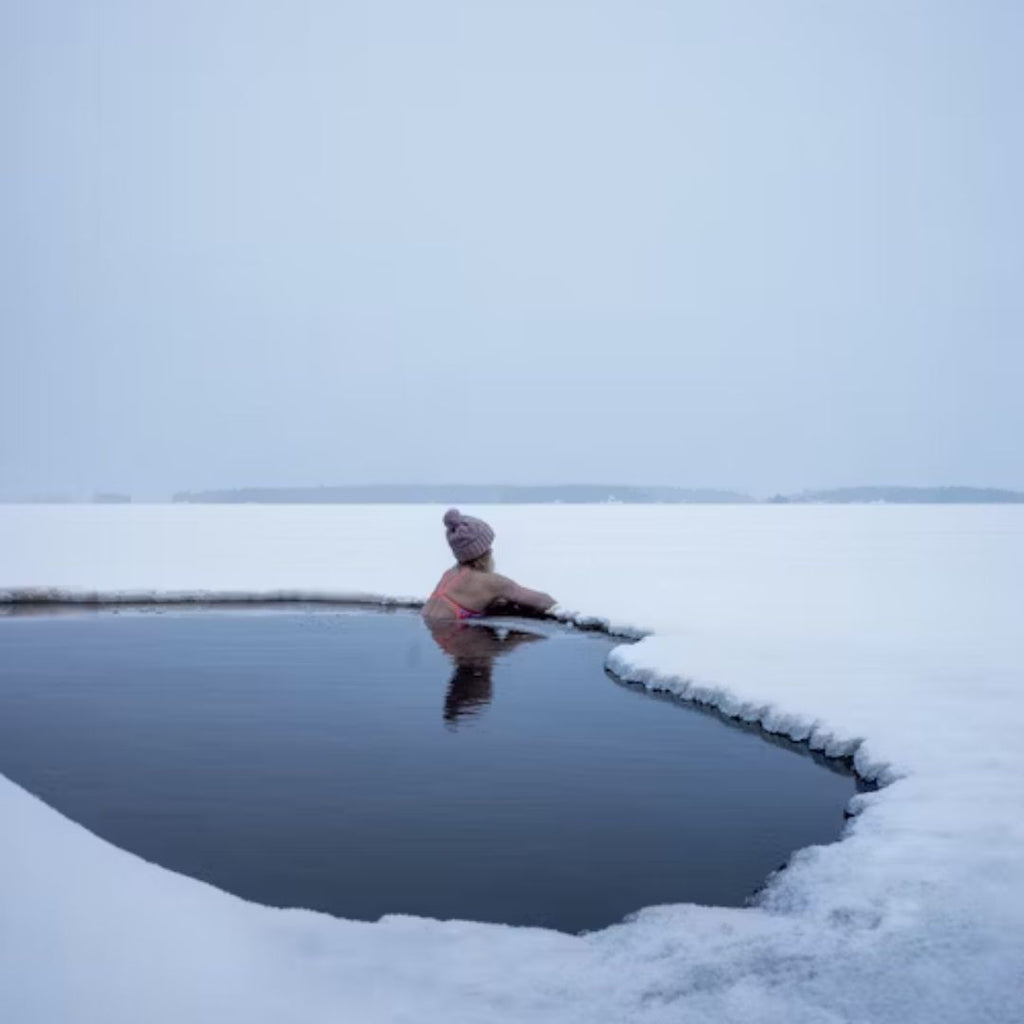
xmin=1 ymin=504 xmax=1021 ymax=1024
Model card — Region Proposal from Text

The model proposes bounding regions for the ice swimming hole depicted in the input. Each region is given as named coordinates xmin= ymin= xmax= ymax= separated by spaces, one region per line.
xmin=0 ymin=605 xmax=867 ymax=933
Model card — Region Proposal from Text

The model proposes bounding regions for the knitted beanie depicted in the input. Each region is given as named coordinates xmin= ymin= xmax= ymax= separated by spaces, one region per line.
xmin=443 ymin=508 xmax=495 ymax=563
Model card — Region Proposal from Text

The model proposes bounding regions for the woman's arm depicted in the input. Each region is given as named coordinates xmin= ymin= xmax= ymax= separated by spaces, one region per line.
xmin=487 ymin=573 xmax=556 ymax=614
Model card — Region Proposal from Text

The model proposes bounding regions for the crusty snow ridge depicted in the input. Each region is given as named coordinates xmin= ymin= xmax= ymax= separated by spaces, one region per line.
xmin=604 ymin=646 xmax=889 ymax=786
xmin=0 ymin=585 xmax=643 ymax=631
xmin=0 ymin=587 xmax=423 ymax=608
xmin=1 ymin=503 xmax=1023 ymax=1024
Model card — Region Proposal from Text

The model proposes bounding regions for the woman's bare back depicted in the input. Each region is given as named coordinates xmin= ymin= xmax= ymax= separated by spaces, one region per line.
xmin=422 ymin=565 xmax=555 ymax=621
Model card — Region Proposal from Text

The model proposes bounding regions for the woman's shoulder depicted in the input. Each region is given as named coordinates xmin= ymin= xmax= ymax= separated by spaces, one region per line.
xmin=474 ymin=570 xmax=517 ymax=598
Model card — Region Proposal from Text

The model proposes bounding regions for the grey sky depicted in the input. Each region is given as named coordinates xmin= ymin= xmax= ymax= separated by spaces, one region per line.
xmin=2 ymin=0 xmax=1021 ymax=498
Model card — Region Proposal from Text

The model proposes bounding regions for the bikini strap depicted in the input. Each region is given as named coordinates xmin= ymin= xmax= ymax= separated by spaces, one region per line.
xmin=434 ymin=566 xmax=477 ymax=618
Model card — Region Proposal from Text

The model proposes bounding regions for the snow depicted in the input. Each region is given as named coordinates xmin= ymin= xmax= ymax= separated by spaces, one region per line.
xmin=1 ymin=503 xmax=1022 ymax=1023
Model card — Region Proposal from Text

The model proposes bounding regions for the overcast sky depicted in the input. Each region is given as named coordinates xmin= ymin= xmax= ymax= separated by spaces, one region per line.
xmin=2 ymin=0 xmax=1021 ymax=498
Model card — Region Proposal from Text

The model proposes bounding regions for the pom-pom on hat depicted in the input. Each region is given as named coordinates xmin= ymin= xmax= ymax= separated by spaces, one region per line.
xmin=444 ymin=508 xmax=495 ymax=563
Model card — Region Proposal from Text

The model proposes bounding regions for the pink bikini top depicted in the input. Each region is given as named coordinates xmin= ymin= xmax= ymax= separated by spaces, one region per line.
xmin=430 ymin=567 xmax=484 ymax=620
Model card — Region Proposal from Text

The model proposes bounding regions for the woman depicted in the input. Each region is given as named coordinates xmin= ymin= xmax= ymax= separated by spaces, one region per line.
xmin=421 ymin=508 xmax=556 ymax=621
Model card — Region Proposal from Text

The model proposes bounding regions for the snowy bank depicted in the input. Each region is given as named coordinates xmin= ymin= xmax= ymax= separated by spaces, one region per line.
xmin=1 ymin=504 xmax=1022 ymax=1023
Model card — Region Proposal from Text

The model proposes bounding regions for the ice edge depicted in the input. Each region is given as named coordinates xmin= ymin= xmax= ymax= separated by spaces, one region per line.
xmin=603 ymin=645 xmax=897 ymax=790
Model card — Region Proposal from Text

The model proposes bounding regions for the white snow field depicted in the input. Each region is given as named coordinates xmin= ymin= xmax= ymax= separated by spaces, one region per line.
xmin=1 ymin=503 xmax=1022 ymax=1024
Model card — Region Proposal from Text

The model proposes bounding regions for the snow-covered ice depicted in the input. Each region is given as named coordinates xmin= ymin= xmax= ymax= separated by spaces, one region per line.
xmin=1 ymin=503 xmax=1022 ymax=1023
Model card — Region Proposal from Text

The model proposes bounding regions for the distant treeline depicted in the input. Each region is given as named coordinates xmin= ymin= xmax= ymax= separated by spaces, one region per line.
xmin=171 ymin=485 xmax=754 ymax=504
xmin=768 ymin=486 xmax=1024 ymax=504
xmin=170 ymin=484 xmax=1024 ymax=505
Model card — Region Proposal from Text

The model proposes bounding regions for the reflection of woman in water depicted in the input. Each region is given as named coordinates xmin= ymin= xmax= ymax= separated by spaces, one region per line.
xmin=428 ymin=619 xmax=546 ymax=728
xmin=421 ymin=509 xmax=556 ymax=621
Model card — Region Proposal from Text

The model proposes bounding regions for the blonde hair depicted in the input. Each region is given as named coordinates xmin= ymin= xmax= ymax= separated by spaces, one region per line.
xmin=464 ymin=551 xmax=494 ymax=572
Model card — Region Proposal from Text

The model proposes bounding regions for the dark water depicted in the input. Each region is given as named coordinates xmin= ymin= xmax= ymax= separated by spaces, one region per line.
xmin=0 ymin=607 xmax=862 ymax=933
